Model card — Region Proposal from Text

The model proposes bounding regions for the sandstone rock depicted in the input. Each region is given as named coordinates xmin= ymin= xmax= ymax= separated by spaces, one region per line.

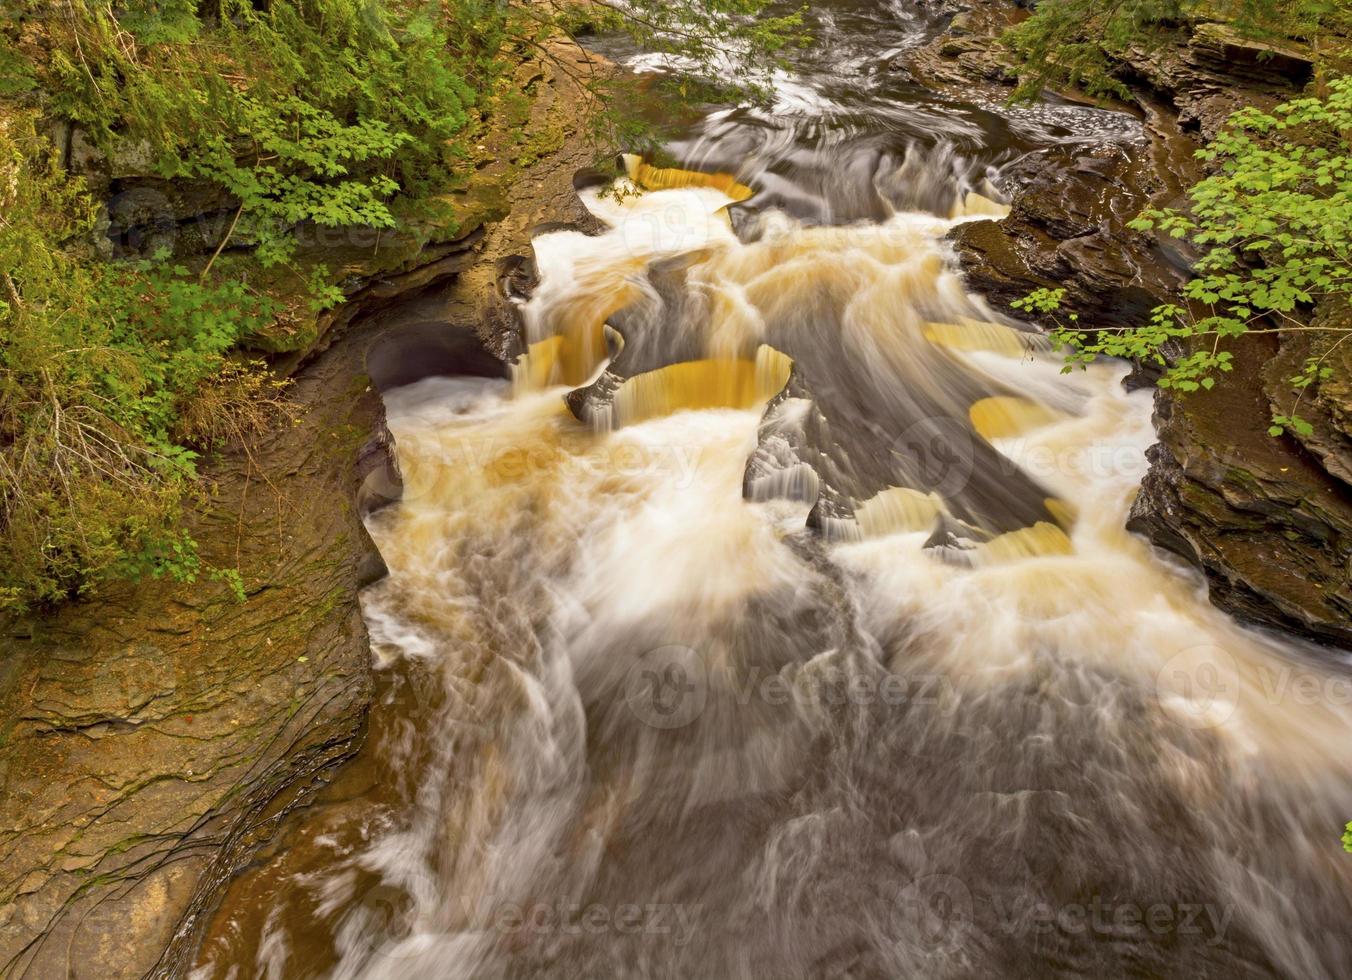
xmin=929 ymin=1 xmax=1350 ymax=646
xmin=948 ymin=146 xmax=1182 ymax=329
xmin=1190 ymin=22 xmax=1314 ymax=87
xmin=0 ymin=38 xmax=607 ymax=978
xmin=1127 ymin=334 xmax=1352 ymax=647
xmin=0 ymin=306 xmax=387 ymax=978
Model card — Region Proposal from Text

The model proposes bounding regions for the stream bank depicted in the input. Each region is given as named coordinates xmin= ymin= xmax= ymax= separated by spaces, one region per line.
xmin=0 ymin=38 xmax=605 ymax=979
xmin=910 ymin=1 xmax=1352 ymax=646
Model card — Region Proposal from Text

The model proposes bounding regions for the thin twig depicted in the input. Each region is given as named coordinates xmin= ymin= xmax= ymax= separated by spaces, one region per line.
xmin=201 ymin=200 xmax=245 ymax=281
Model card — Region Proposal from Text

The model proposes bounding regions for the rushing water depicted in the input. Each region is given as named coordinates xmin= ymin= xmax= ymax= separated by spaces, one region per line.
xmin=193 ymin=3 xmax=1352 ymax=978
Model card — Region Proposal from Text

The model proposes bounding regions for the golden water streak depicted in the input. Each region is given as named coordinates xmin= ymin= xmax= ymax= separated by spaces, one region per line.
xmin=923 ymin=319 xmax=1048 ymax=357
xmin=516 ymin=282 xmax=641 ymax=389
xmin=853 ymin=486 xmax=948 ymax=538
xmin=622 ymin=153 xmax=755 ymax=201
xmin=611 ymin=345 xmax=793 ymax=428
xmin=969 ymin=395 xmax=1065 ymax=440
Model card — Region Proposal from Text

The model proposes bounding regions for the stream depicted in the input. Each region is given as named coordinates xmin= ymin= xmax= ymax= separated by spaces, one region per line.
xmin=192 ymin=2 xmax=1352 ymax=977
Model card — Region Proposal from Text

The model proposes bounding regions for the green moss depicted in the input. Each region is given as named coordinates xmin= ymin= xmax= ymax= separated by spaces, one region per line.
xmin=513 ymin=123 xmax=568 ymax=169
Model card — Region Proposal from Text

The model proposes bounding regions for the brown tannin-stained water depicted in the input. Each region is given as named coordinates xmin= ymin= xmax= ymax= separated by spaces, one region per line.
xmin=192 ymin=3 xmax=1352 ymax=977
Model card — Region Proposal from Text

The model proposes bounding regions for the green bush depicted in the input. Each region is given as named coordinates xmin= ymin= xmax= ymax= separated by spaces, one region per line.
xmin=1018 ymin=76 xmax=1352 ymax=437
xmin=0 ymin=112 xmax=279 ymax=610
xmin=15 ymin=0 xmax=511 ymax=266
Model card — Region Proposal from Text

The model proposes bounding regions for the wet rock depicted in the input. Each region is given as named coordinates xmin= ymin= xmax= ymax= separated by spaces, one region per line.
xmin=1113 ymin=21 xmax=1311 ymax=140
xmin=1262 ymin=311 xmax=1352 ymax=490
xmin=902 ymin=1 xmax=1021 ymax=91
xmin=365 ymin=318 xmax=508 ymax=393
xmin=1127 ymin=336 xmax=1352 ymax=647
xmin=948 ymin=147 xmax=1181 ymax=330
xmin=356 ymin=422 xmax=404 ymax=518
xmin=948 ymin=119 xmax=1173 ymax=326
xmin=923 ymin=2 xmax=1349 ymax=645
xmin=563 ymin=256 xmax=710 ymax=426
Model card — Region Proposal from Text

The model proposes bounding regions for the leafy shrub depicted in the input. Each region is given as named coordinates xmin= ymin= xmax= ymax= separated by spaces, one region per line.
xmin=1018 ymin=77 xmax=1352 ymax=437
xmin=14 ymin=0 xmax=510 ymax=266
xmin=0 ymin=112 xmax=276 ymax=611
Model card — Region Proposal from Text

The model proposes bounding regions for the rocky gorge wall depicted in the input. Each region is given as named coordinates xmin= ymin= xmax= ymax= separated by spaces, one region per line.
xmin=908 ymin=1 xmax=1352 ymax=647
xmin=0 ymin=38 xmax=604 ymax=979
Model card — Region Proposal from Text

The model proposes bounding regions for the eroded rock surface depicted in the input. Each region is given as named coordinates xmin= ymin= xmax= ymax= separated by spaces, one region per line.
xmin=0 ymin=37 xmax=605 ymax=979
xmin=0 ymin=303 xmax=387 ymax=978
xmin=920 ymin=2 xmax=1349 ymax=645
